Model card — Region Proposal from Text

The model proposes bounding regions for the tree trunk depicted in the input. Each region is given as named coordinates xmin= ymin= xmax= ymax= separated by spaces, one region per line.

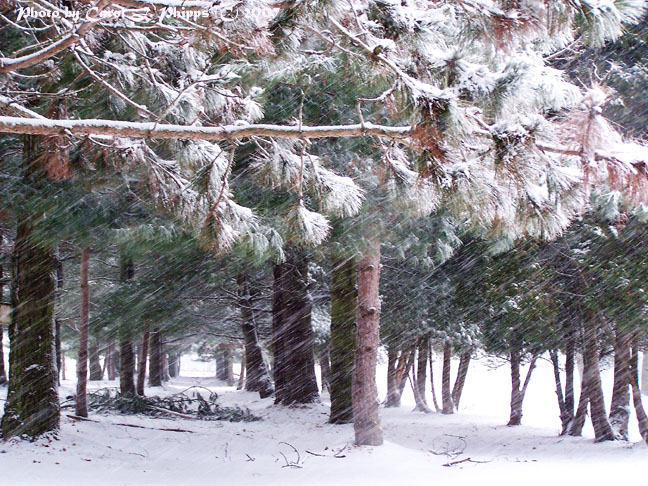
xmin=216 ymin=346 xmax=229 ymax=381
xmin=237 ymin=353 xmax=246 ymax=390
xmin=118 ymin=255 xmax=136 ymax=397
xmin=329 ymin=255 xmax=356 ymax=423
xmin=168 ymin=352 xmax=180 ymax=378
xmin=568 ymin=372 xmax=589 ymax=436
xmin=352 ymin=243 xmax=383 ymax=446
xmin=54 ymin=319 xmax=61 ymax=385
xmin=148 ymin=329 xmax=162 ymax=387
xmin=385 ymin=347 xmax=399 ymax=407
xmin=89 ymin=338 xmax=103 ymax=381
xmin=629 ymin=343 xmax=648 ymax=444
xmin=565 ymin=330 xmax=575 ymax=421
xmin=414 ymin=338 xmax=429 ymax=411
xmin=642 ymin=349 xmax=648 ymax=394
xmin=162 ymin=345 xmax=170 ymax=382
xmin=0 ymin=263 xmax=5 ymax=385
xmin=137 ymin=332 xmax=150 ymax=395
xmin=106 ymin=344 xmax=116 ymax=381
xmin=272 ymin=249 xmax=319 ymax=405
xmin=609 ymin=328 xmax=631 ymax=440
xmin=429 ymin=344 xmax=440 ymax=412
xmin=441 ymin=340 xmax=454 ymax=414
xmin=1 ymin=148 xmax=60 ymax=438
xmin=319 ymin=347 xmax=331 ymax=393
xmin=75 ymin=247 xmax=91 ymax=417
xmin=550 ymin=350 xmax=571 ymax=434
xmin=452 ymin=348 xmax=472 ymax=410
xmin=582 ymin=310 xmax=614 ymax=442
xmin=237 ymin=274 xmax=273 ymax=398
xmin=508 ymin=348 xmax=523 ymax=426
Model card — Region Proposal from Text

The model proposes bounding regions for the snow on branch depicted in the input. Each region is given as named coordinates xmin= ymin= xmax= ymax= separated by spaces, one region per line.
xmin=0 ymin=115 xmax=412 ymax=141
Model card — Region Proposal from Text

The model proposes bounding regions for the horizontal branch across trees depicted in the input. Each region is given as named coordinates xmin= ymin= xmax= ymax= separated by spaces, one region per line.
xmin=0 ymin=115 xmax=412 ymax=141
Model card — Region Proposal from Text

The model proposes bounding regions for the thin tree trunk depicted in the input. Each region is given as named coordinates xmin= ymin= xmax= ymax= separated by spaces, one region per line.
xmin=329 ymin=255 xmax=356 ymax=423
xmin=565 ymin=329 xmax=575 ymax=420
xmin=168 ymin=352 xmax=180 ymax=378
xmin=352 ymin=242 xmax=383 ymax=446
xmin=0 ymin=263 xmax=5 ymax=385
xmin=272 ymin=249 xmax=319 ymax=405
xmin=629 ymin=343 xmax=648 ymax=444
xmin=137 ymin=332 xmax=150 ymax=395
xmin=582 ymin=310 xmax=614 ymax=442
xmin=319 ymin=347 xmax=331 ymax=394
xmin=568 ymin=372 xmax=590 ymax=436
xmin=414 ymin=338 xmax=430 ymax=411
xmin=216 ymin=347 xmax=229 ymax=381
xmin=642 ymin=349 xmax=648 ymax=394
xmin=54 ymin=319 xmax=61 ymax=385
xmin=385 ymin=346 xmax=398 ymax=407
xmin=162 ymin=343 xmax=170 ymax=382
xmin=149 ymin=329 xmax=162 ymax=387
xmin=118 ymin=255 xmax=136 ymax=397
xmin=106 ymin=344 xmax=116 ymax=381
xmin=429 ymin=343 xmax=440 ymax=412
xmin=550 ymin=350 xmax=571 ymax=434
xmin=60 ymin=350 xmax=66 ymax=381
xmin=452 ymin=348 xmax=472 ymax=410
xmin=609 ymin=328 xmax=631 ymax=440
xmin=75 ymin=247 xmax=91 ymax=417
xmin=237 ymin=353 xmax=246 ymax=390
xmin=89 ymin=338 xmax=103 ymax=381
xmin=238 ymin=273 xmax=273 ymax=398
xmin=508 ymin=348 xmax=522 ymax=426
xmin=441 ymin=340 xmax=454 ymax=414
xmin=398 ymin=348 xmax=415 ymax=399
xmin=225 ymin=346 xmax=234 ymax=386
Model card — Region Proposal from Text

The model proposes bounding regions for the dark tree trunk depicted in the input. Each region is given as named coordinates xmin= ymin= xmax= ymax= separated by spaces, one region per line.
xmin=54 ymin=319 xmax=61 ymax=385
xmin=609 ymin=328 xmax=631 ymax=440
xmin=414 ymin=337 xmax=430 ymax=411
xmin=118 ymin=255 xmax=136 ymax=397
xmin=568 ymin=367 xmax=590 ymax=436
xmin=89 ymin=338 xmax=103 ymax=381
xmin=582 ymin=310 xmax=614 ymax=442
xmin=441 ymin=340 xmax=454 ymax=414
xmin=352 ymin=243 xmax=383 ymax=446
xmin=452 ymin=348 xmax=472 ymax=410
xmin=162 ymin=344 xmax=170 ymax=382
xmin=148 ymin=329 xmax=162 ymax=387
xmin=329 ymin=255 xmax=356 ymax=423
xmin=272 ymin=249 xmax=319 ymax=405
xmin=508 ymin=348 xmax=522 ymax=426
xmin=429 ymin=343 xmax=440 ymax=412
xmin=629 ymin=343 xmax=648 ymax=444
xmin=137 ymin=332 xmax=150 ymax=395
xmin=1 ymin=155 xmax=60 ymax=438
xmin=75 ymin=247 xmax=91 ymax=417
xmin=565 ymin=330 xmax=575 ymax=421
xmin=385 ymin=347 xmax=398 ymax=407
xmin=0 ymin=263 xmax=6 ymax=385
xmin=238 ymin=274 xmax=273 ymax=398
xmin=550 ymin=350 xmax=572 ymax=435
xmin=106 ymin=344 xmax=116 ymax=381
xmin=216 ymin=346 xmax=230 ymax=381
xmin=508 ymin=350 xmax=537 ymax=427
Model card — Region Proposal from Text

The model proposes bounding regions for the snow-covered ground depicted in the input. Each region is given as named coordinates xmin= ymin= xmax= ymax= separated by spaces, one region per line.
xmin=0 ymin=353 xmax=646 ymax=486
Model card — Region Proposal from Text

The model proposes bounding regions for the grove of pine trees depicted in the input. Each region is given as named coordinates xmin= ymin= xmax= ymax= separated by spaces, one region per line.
xmin=1 ymin=0 xmax=648 ymax=448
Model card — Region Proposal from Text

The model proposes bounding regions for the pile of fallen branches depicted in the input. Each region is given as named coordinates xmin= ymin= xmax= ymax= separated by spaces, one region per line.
xmin=67 ymin=387 xmax=260 ymax=422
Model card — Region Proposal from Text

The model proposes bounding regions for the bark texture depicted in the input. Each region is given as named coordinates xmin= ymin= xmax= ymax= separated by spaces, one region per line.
xmin=507 ymin=351 xmax=537 ymax=426
xmin=441 ymin=340 xmax=454 ymax=414
xmin=452 ymin=348 xmax=472 ymax=410
xmin=329 ymin=255 xmax=356 ymax=423
xmin=75 ymin=247 xmax=91 ymax=417
xmin=630 ymin=344 xmax=648 ymax=444
xmin=238 ymin=274 xmax=273 ymax=398
xmin=119 ymin=255 xmax=136 ymax=397
xmin=0 ymin=263 xmax=6 ymax=385
xmin=352 ymin=243 xmax=383 ymax=446
xmin=582 ymin=311 xmax=614 ymax=442
xmin=272 ymin=249 xmax=319 ymax=405
xmin=1 ymin=135 xmax=60 ymax=438
xmin=609 ymin=329 xmax=631 ymax=440
xmin=89 ymin=338 xmax=103 ymax=381
xmin=149 ymin=329 xmax=162 ymax=387
xmin=137 ymin=332 xmax=150 ymax=395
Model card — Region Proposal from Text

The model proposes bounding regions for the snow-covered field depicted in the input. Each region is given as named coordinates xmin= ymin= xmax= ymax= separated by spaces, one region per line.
xmin=0 ymin=353 xmax=646 ymax=486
